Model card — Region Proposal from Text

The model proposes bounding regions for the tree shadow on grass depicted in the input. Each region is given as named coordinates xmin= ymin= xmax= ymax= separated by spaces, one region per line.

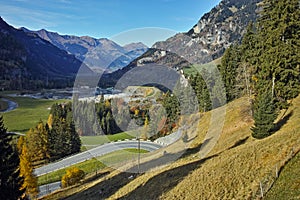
xmin=119 ymin=135 xmax=257 ymax=200
xmin=273 ymin=111 xmax=293 ymax=132
xmin=127 ymin=138 xmax=213 ymax=173
xmin=228 ymin=136 xmax=249 ymax=150
xmin=63 ymin=171 xmax=138 ymax=200
xmin=179 ymin=138 xmax=212 ymax=159
xmin=62 ymin=148 xmax=189 ymax=200
xmin=119 ymin=154 xmax=218 ymax=200
xmin=63 ymin=140 xmax=216 ymax=200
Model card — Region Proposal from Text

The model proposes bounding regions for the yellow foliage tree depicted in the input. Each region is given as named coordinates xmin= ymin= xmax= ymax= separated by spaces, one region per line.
xmin=140 ymin=116 xmax=149 ymax=140
xmin=134 ymin=109 xmax=139 ymax=117
xmin=61 ymin=167 xmax=85 ymax=188
xmin=105 ymin=99 xmax=111 ymax=108
xmin=47 ymin=114 xmax=53 ymax=129
xmin=18 ymin=137 xmax=38 ymax=199
xmin=26 ymin=122 xmax=49 ymax=166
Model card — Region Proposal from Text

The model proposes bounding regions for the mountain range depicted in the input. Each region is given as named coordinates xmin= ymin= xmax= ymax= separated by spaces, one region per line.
xmin=21 ymin=28 xmax=148 ymax=73
xmin=0 ymin=17 xmax=91 ymax=90
xmin=0 ymin=18 xmax=148 ymax=90
xmin=0 ymin=0 xmax=262 ymax=90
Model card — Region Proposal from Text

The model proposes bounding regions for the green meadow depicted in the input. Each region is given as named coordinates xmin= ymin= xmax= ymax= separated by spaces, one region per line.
xmin=1 ymin=96 xmax=67 ymax=133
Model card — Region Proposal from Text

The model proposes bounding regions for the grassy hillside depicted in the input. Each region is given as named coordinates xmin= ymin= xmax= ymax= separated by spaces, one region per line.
xmin=183 ymin=57 xmax=222 ymax=76
xmin=42 ymin=95 xmax=300 ymax=199
xmin=265 ymin=151 xmax=300 ymax=199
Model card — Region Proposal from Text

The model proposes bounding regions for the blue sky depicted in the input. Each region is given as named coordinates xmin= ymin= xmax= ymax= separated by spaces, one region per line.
xmin=0 ymin=0 xmax=221 ymax=46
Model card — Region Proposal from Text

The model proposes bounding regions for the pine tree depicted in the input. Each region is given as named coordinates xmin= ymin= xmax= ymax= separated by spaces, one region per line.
xmin=240 ymin=21 xmax=258 ymax=65
xmin=255 ymin=0 xmax=300 ymax=105
xmin=66 ymin=112 xmax=81 ymax=155
xmin=162 ymin=91 xmax=180 ymax=133
xmin=251 ymin=90 xmax=278 ymax=139
xmin=192 ymin=71 xmax=212 ymax=112
xmin=210 ymin=67 xmax=227 ymax=108
xmin=218 ymin=44 xmax=241 ymax=101
xmin=0 ymin=116 xmax=25 ymax=200
xmin=48 ymin=103 xmax=81 ymax=159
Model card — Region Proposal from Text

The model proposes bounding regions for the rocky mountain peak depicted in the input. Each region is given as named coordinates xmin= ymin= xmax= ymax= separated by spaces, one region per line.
xmin=152 ymin=0 xmax=262 ymax=65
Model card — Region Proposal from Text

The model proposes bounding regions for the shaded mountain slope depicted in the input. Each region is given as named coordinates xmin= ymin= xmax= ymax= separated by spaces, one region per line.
xmin=0 ymin=17 xmax=92 ymax=90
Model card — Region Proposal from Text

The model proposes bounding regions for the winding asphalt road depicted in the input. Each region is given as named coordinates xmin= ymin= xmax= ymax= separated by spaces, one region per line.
xmin=37 ymin=140 xmax=162 ymax=197
xmin=34 ymin=140 xmax=163 ymax=176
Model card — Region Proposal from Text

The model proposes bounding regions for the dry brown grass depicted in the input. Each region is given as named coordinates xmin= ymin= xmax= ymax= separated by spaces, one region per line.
xmin=159 ymin=96 xmax=300 ymax=199
xmin=44 ymin=95 xmax=300 ymax=200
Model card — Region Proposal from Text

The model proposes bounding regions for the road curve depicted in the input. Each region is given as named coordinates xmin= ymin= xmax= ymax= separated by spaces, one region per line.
xmin=34 ymin=140 xmax=163 ymax=176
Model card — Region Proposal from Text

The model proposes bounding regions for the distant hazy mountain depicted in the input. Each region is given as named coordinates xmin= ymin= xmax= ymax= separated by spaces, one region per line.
xmin=22 ymin=28 xmax=148 ymax=73
xmin=0 ymin=17 xmax=92 ymax=90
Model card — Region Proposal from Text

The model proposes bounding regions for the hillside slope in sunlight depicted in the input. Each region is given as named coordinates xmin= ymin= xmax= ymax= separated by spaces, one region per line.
xmin=41 ymin=95 xmax=300 ymax=200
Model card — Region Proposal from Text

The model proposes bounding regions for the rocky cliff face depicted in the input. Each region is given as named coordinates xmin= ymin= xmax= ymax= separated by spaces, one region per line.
xmin=104 ymin=0 xmax=262 ymax=88
xmin=152 ymin=0 xmax=261 ymax=65
xmin=25 ymin=29 xmax=148 ymax=73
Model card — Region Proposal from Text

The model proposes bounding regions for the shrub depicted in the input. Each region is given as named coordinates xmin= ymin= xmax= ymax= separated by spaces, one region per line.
xmin=61 ymin=167 xmax=85 ymax=188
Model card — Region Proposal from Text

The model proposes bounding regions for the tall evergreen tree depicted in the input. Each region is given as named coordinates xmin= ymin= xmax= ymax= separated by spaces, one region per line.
xmin=49 ymin=118 xmax=67 ymax=160
xmin=66 ymin=112 xmax=81 ymax=155
xmin=162 ymin=91 xmax=180 ymax=133
xmin=218 ymin=44 xmax=241 ymax=101
xmin=48 ymin=103 xmax=81 ymax=160
xmin=251 ymin=89 xmax=278 ymax=139
xmin=190 ymin=71 xmax=212 ymax=112
xmin=0 ymin=116 xmax=25 ymax=200
xmin=255 ymin=0 xmax=300 ymax=105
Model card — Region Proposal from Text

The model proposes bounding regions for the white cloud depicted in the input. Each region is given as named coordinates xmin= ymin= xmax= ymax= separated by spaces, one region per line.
xmin=0 ymin=3 xmax=80 ymax=29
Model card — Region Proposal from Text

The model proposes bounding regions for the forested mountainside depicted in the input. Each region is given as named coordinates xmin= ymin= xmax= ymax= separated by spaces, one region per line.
xmin=0 ymin=17 xmax=91 ymax=90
